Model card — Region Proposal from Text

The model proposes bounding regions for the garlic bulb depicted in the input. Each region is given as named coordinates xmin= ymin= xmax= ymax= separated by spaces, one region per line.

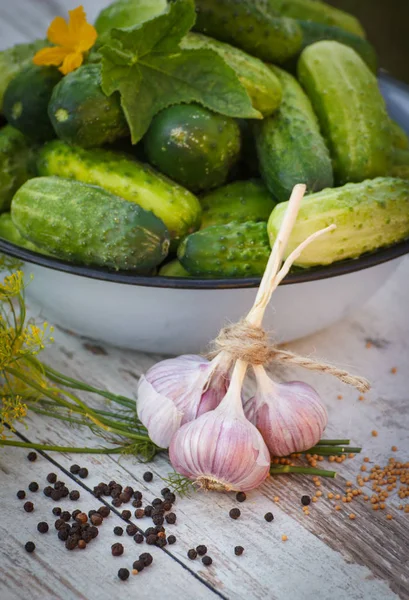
xmin=169 ymin=361 xmax=270 ymax=492
xmin=244 ymin=365 xmax=328 ymax=457
xmin=137 ymin=354 xmax=229 ymax=448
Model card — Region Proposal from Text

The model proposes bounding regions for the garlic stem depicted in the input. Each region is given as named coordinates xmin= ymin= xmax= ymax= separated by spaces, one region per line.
xmin=270 ymin=465 xmax=337 ymax=478
xmin=218 ymin=359 xmax=248 ymax=414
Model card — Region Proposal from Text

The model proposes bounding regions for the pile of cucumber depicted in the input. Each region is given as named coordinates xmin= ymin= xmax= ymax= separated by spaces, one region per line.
xmin=1 ymin=0 xmax=409 ymax=278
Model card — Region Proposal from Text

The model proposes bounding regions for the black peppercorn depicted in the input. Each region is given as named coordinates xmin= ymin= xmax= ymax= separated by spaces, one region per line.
xmin=154 ymin=525 xmax=165 ymax=534
xmin=145 ymin=527 xmax=156 ymax=536
xmin=27 ymin=452 xmax=37 ymax=462
xmin=52 ymin=507 xmax=62 ymax=516
xmin=55 ymin=518 xmax=67 ymax=530
xmin=151 ymin=507 xmax=164 ymax=517
xmin=78 ymin=539 xmax=87 ymax=550
xmin=234 ymin=546 xmax=244 ymax=556
xmin=82 ymin=530 xmax=93 ymax=544
xmin=51 ymin=490 xmax=62 ymax=502
xmin=236 ymin=492 xmax=246 ymax=503
xmin=78 ymin=467 xmax=88 ymax=479
xmin=202 ymin=556 xmax=212 ymax=566
xmin=126 ymin=524 xmax=138 ymax=536
xmin=43 ymin=486 xmax=53 ymax=498
xmin=58 ymin=528 xmax=69 ymax=542
xmin=24 ymin=501 xmax=34 ymax=513
xmin=119 ymin=492 xmax=131 ymax=503
xmin=132 ymin=560 xmax=145 ymax=572
xmin=139 ymin=552 xmax=153 ymax=566
xmin=187 ymin=549 xmax=197 ymax=560
xmin=60 ymin=487 xmax=69 ymax=498
xmin=111 ymin=542 xmax=124 ymax=556
xmin=134 ymin=509 xmax=145 ymax=519
xmin=37 ymin=522 xmax=49 ymax=534
xmin=112 ymin=498 xmax=122 ymax=508
xmin=65 ymin=536 xmax=78 ymax=550
xmin=146 ymin=534 xmax=157 ymax=545
xmin=167 ymin=535 xmax=176 ymax=545
xmin=133 ymin=491 xmax=143 ymax=501
xmin=28 ymin=482 xmax=39 ymax=493
xmin=164 ymin=492 xmax=176 ymax=503
xmin=71 ymin=509 xmax=81 ymax=520
xmin=264 ymin=512 xmax=274 ymax=522
xmin=76 ymin=512 xmax=88 ymax=524
xmin=70 ymin=464 xmax=81 ymax=474
xmin=229 ymin=508 xmax=241 ymax=520
xmin=132 ymin=499 xmax=143 ymax=508
xmin=114 ymin=526 xmax=124 ymax=536
xmin=17 ymin=490 xmax=26 ymax=500
xmin=165 ymin=512 xmax=176 ymax=524
xmin=196 ymin=545 xmax=207 ymax=556
xmin=69 ymin=490 xmax=80 ymax=501
xmin=144 ymin=505 xmax=153 ymax=517
xmin=46 ymin=473 xmax=57 ymax=484
xmin=54 ymin=481 xmax=65 ymax=490
xmin=143 ymin=471 xmax=153 ymax=482
xmin=88 ymin=510 xmax=97 ymax=519
xmin=61 ymin=511 xmax=71 ymax=522
xmin=97 ymin=506 xmax=110 ymax=518
xmin=90 ymin=514 xmax=103 ymax=526
xmin=161 ymin=487 xmax=170 ymax=497
xmin=118 ymin=568 xmax=130 ymax=581
xmin=25 ymin=541 xmax=35 ymax=553
xmin=121 ymin=510 xmax=131 ymax=520
xmin=301 ymin=495 xmax=311 ymax=506
xmin=152 ymin=498 xmax=162 ymax=507
xmin=155 ymin=537 xmax=167 ymax=548
xmin=89 ymin=526 xmax=99 ymax=539
xmin=152 ymin=515 xmax=164 ymax=526
xmin=134 ymin=533 xmax=144 ymax=544
xmin=162 ymin=501 xmax=172 ymax=512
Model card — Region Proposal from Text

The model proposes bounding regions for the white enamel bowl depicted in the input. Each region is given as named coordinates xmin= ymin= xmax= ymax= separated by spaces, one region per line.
xmin=1 ymin=74 xmax=409 ymax=354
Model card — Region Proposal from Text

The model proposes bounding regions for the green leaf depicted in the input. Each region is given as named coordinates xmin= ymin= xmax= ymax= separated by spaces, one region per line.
xmin=100 ymin=0 xmax=261 ymax=143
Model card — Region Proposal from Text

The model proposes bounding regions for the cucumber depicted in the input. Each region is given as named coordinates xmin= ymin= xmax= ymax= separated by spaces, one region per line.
xmin=3 ymin=65 xmax=62 ymax=141
xmin=298 ymin=41 xmax=392 ymax=185
xmin=159 ymin=259 xmax=191 ymax=277
xmin=0 ymin=39 xmax=48 ymax=112
xmin=11 ymin=177 xmax=170 ymax=271
xmin=144 ymin=104 xmax=241 ymax=193
xmin=37 ymin=141 xmax=201 ymax=245
xmin=389 ymin=149 xmax=409 ymax=179
xmin=48 ymin=64 xmax=129 ymax=148
xmin=390 ymin=120 xmax=409 ymax=150
xmin=255 ymin=66 xmax=333 ymax=202
xmin=267 ymin=177 xmax=409 ymax=267
xmin=262 ymin=0 xmax=365 ymax=37
xmin=178 ymin=221 xmax=270 ymax=277
xmin=0 ymin=212 xmax=48 ymax=254
xmin=0 ymin=125 xmax=37 ymax=214
xmin=200 ymin=179 xmax=276 ymax=228
xmin=194 ymin=0 xmax=302 ymax=64
xmin=181 ymin=33 xmax=282 ymax=117
xmin=95 ymin=0 xmax=167 ymax=35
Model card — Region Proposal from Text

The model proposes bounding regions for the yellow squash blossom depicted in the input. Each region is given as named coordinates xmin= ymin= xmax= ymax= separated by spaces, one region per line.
xmin=33 ymin=5 xmax=97 ymax=75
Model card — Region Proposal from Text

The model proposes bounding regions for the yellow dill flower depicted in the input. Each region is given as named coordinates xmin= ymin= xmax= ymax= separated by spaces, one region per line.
xmin=33 ymin=5 xmax=97 ymax=75
xmin=0 ymin=271 xmax=24 ymax=298
xmin=0 ymin=395 xmax=28 ymax=438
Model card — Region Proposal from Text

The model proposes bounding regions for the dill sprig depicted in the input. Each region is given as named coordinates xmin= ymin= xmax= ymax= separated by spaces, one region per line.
xmin=162 ymin=472 xmax=195 ymax=497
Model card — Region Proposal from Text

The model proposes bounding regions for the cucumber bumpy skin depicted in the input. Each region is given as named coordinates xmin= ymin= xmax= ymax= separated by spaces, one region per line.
xmin=298 ymin=41 xmax=392 ymax=185
xmin=181 ymin=33 xmax=282 ymax=117
xmin=200 ymin=179 xmax=276 ymax=228
xmin=193 ymin=0 xmax=303 ymax=65
xmin=255 ymin=66 xmax=333 ymax=202
xmin=0 ymin=125 xmax=37 ymax=214
xmin=178 ymin=221 xmax=271 ymax=278
xmin=11 ymin=177 xmax=170 ymax=271
xmin=0 ymin=212 xmax=48 ymax=254
xmin=37 ymin=141 xmax=202 ymax=246
xmin=268 ymin=177 xmax=409 ymax=267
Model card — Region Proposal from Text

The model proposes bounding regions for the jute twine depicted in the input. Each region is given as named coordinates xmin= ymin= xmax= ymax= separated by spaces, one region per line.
xmin=208 ymin=319 xmax=370 ymax=394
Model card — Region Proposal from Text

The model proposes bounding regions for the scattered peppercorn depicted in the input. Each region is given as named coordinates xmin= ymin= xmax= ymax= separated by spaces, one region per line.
xmin=132 ymin=499 xmax=143 ymax=508
xmin=37 ymin=522 xmax=49 ymax=534
xmin=161 ymin=488 xmax=170 ymax=497
xmin=132 ymin=560 xmax=145 ymax=573
xmin=71 ymin=509 xmax=81 ymax=520
xmin=234 ymin=546 xmax=244 ymax=556
xmin=24 ymin=501 xmax=34 ymax=513
xmin=162 ymin=501 xmax=172 ymax=512
xmin=114 ymin=526 xmax=124 ymax=536
xmin=69 ymin=490 xmax=80 ymax=501
xmin=27 ymin=452 xmax=37 ymax=462
xmin=112 ymin=498 xmax=122 ymax=508
xmin=134 ymin=533 xmax=144 ymax=544
xmin=133 ymin=491 xmax=143 ymax=501
xmin=70 ymin=464 xmax=81 ymax=474
xmin=301 ymin=495 xmax=311 ymax=506
xmin=135 ymin=509 xmax=145 ymax=519
xmin=90 ymin=514 xmax=103 ymax=526
xmin=17 ymin=490 xmax=26 ymax=500
xmin=202 ymin=556 xmax=212 ymax=566
xmin=54 ymin=481 xmax=65 ymax=490
xmin=167 ymin=535 xmax=176 ymax=545
xmin=118 ymin=568 xmax=130 ymax=581
xmin=97 ymin=506 xmax=110 ymax=518
xmin=143 ymin=471 xmax=153 ymax=482
xmin=28 ymin=482 xmax=39 ymax=493
xmin=50 ymin=490 xmax=62 ymax=502
xmin=46 ymin=473 xmax=57 ymax=484
xmin=78 ymin=467 xmax=88 ymax=479
xmin=236 ymin=492 xmax=246 ymax=503
xmin=78 ymin=540 xmax=87 ymax=550
xmin=187 ymin=549 xmax=197 ymax=560
xmin=196 ymin=545 xmax=207 ymax=556
xmin=76 ymin=513 xmax=88 ymax=524
xmin=60 ymin=511 xmax=71 ymax=522
xmin=111 ymin=543 xmax=124 ymax=557
xmin=89 ymin=526 xmax=99 ymax=539
xmin=153 ymin=515 xmax=164 ymax=526
xmin=119 ymin=492 xmax=131 ymax=503
xmin=121 ymin=510 xmax=131 ymax=520
xmin=264 ymin=512 xmax=274 ymax=522
xmin=151 ymin=498 xmax=162 ymax=508
xmin=165 ymin=512 xmax=176 ymax=524
xmin=229 ymin=508 xmax=241 ymax=520
xmin=43 ymin=486 xmax=53 ymax=498
xmin=155 ymin=537 xmax=167 ymax=548
xmin=126 ymin=524 xmax=138 ymax=536
xmin=25 ymin=541 xmax=35 ymax=553
xmin=58 ymin=529 xmax=69 ymax=542
xmin=164 ymin=492 xmax=176 ymax=503
xmin=144 ymin=506 xmax=153 ymax=517
xmin=65 ymin=536 xmax=79 ymax=550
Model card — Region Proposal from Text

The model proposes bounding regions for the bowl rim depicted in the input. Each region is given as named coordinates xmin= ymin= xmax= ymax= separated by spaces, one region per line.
xmin=1 ymin=238 xmax=408 ymax=290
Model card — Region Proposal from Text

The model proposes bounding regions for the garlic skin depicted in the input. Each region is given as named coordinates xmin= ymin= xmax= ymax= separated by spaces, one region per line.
xmin=244 ymin=366 xmax=328 ymax=457
xmin=169 ymin=363 xmax=271 ymax=492
xmin=137 ymin=354 xmax=229 ymax=448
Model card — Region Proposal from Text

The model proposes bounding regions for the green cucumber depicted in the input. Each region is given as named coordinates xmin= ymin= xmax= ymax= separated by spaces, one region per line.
xmin=255 ymin=66 xmax=333 ymax=202
xmin=159 ymin=259 xmax=191 ymax=277
xmin=262 ymin=0 xmax=365 ymax=37
xmin=48 ymin=64 xmax=129 ymax=148
xmin=194 ymin=0 xmax=302 ymax=64
xmin=390 ymin=120 xmax=409 ymax=150
xmin=144 ymin=104 xmax=241 ymax=193
xmin=181 ymin=33 xmax=282 ymax=117
xmin=200 ymin=179 xmax=276 ymax=228
xmin=178 ymin=221 xmax=270 ymax=277
xmin=389 ymin=149 xmax=409 ymax=179
xmin=3 ymin=65 xmax=62 ymax=141
xmin=37 ymin=141 xmax=201 ymax=245
xmin=11 ymin=177 xmax=170 ymax=271
xmin=0 ymin=125 xmax=37 ymax=214
xmin=0 ymin=39 xmax=48 ymax=112
xmin=0 ymin=212 xmax=48 ymax=254
xmin=298 ymin=41 xmax=392 ymax=185
xmin=267 ymin=177 xmax=409 ymax=267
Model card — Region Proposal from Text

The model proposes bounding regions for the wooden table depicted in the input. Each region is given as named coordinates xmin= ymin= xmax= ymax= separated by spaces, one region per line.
xmin=1 ymin=2 xmax=409 ymax=598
